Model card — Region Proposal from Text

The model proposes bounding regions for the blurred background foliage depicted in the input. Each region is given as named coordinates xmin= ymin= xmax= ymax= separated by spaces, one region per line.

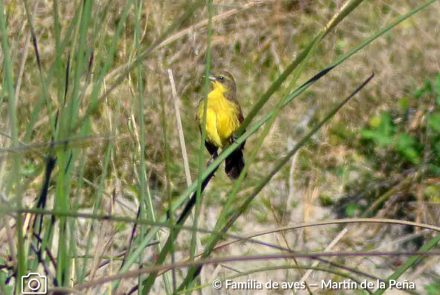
xmin=1 ymin=0 xmax=440 ymax=293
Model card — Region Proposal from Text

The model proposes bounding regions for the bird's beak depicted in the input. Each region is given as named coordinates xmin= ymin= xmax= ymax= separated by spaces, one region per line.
xmin=202 ymin=74 xmax=217 ymax=82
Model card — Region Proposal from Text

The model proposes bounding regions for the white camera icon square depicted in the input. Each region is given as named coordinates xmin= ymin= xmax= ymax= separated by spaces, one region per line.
xmin=21 ymin=273 xmax=47 ymax=294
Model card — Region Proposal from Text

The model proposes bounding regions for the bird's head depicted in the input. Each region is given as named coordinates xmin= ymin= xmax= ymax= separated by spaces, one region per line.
xmin=208 ymin=70 xmax=236 ymax=96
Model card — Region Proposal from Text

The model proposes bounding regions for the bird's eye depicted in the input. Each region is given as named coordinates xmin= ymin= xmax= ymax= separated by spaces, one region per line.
xmin=218 ymin=76 xmax=225 ymax=81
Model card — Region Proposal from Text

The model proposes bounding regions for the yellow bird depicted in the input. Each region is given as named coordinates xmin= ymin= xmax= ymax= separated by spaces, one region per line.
xmin=196 ymin=70 xmax=245 ymax=180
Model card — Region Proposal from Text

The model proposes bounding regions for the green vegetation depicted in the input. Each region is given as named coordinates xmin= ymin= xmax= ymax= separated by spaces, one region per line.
xmin=0 ymin=1 xmax=439 ymax=294
xmin=333 ymin=73 xmax=440 ymax=221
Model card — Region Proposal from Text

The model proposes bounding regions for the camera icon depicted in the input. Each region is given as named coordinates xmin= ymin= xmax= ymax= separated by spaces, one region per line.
xmin=21 ymin=273 xmax=47 ymax=294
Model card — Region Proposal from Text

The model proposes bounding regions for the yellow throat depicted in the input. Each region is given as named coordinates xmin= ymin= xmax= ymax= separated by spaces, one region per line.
xmin=197 ymin=81 xmax=241 ymax=148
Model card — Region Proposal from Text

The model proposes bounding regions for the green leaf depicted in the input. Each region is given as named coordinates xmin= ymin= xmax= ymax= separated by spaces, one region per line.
xmin=396 ymin=133 xmax=415 ymax=149
xmin=345 ymin=204 xmax=360 ymax=217
xmin=378 ymin=113 xmax=393 ymax=137
xmin=361 ymin=113 xmax=394 ymax=146
xmin=396 ymin=133 xmax=420 ymax=164
xmin=428 ymin=114 xmax=440 ymax=133
xmin=413 ymin=80 xmax=433 ymax=99
xmin=368 ymin=115 xmax=382 ymax=128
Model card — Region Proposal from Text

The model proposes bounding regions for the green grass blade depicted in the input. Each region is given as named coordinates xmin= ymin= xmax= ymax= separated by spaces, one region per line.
xmin=23 ymin=0 xmax=82 ymax=142
xmin=191 ymin=0 xmax=214 ymax=282
xmin=373 ymin=233 xmax=440 ymax=295
xmin=0 ymin=0 xmax=24 ymax=290
xmin=70 ymin=0 xmax=206 ymax=135
xmin=235 ymin=0 xmax=368 ymax=136
xmin=178 ymin=73 xmax=375 ymax=290
xmin=133 ymin=0 xmax=152 ymax=293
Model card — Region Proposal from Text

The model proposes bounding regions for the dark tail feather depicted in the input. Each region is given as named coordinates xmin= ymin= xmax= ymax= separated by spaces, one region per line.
xmin=225 ymin=149 xmax=245 ymax=180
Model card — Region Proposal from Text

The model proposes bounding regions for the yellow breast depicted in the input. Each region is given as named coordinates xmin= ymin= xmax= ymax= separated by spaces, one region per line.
xmin=197 ymin=88 xmax=241 ymax=148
